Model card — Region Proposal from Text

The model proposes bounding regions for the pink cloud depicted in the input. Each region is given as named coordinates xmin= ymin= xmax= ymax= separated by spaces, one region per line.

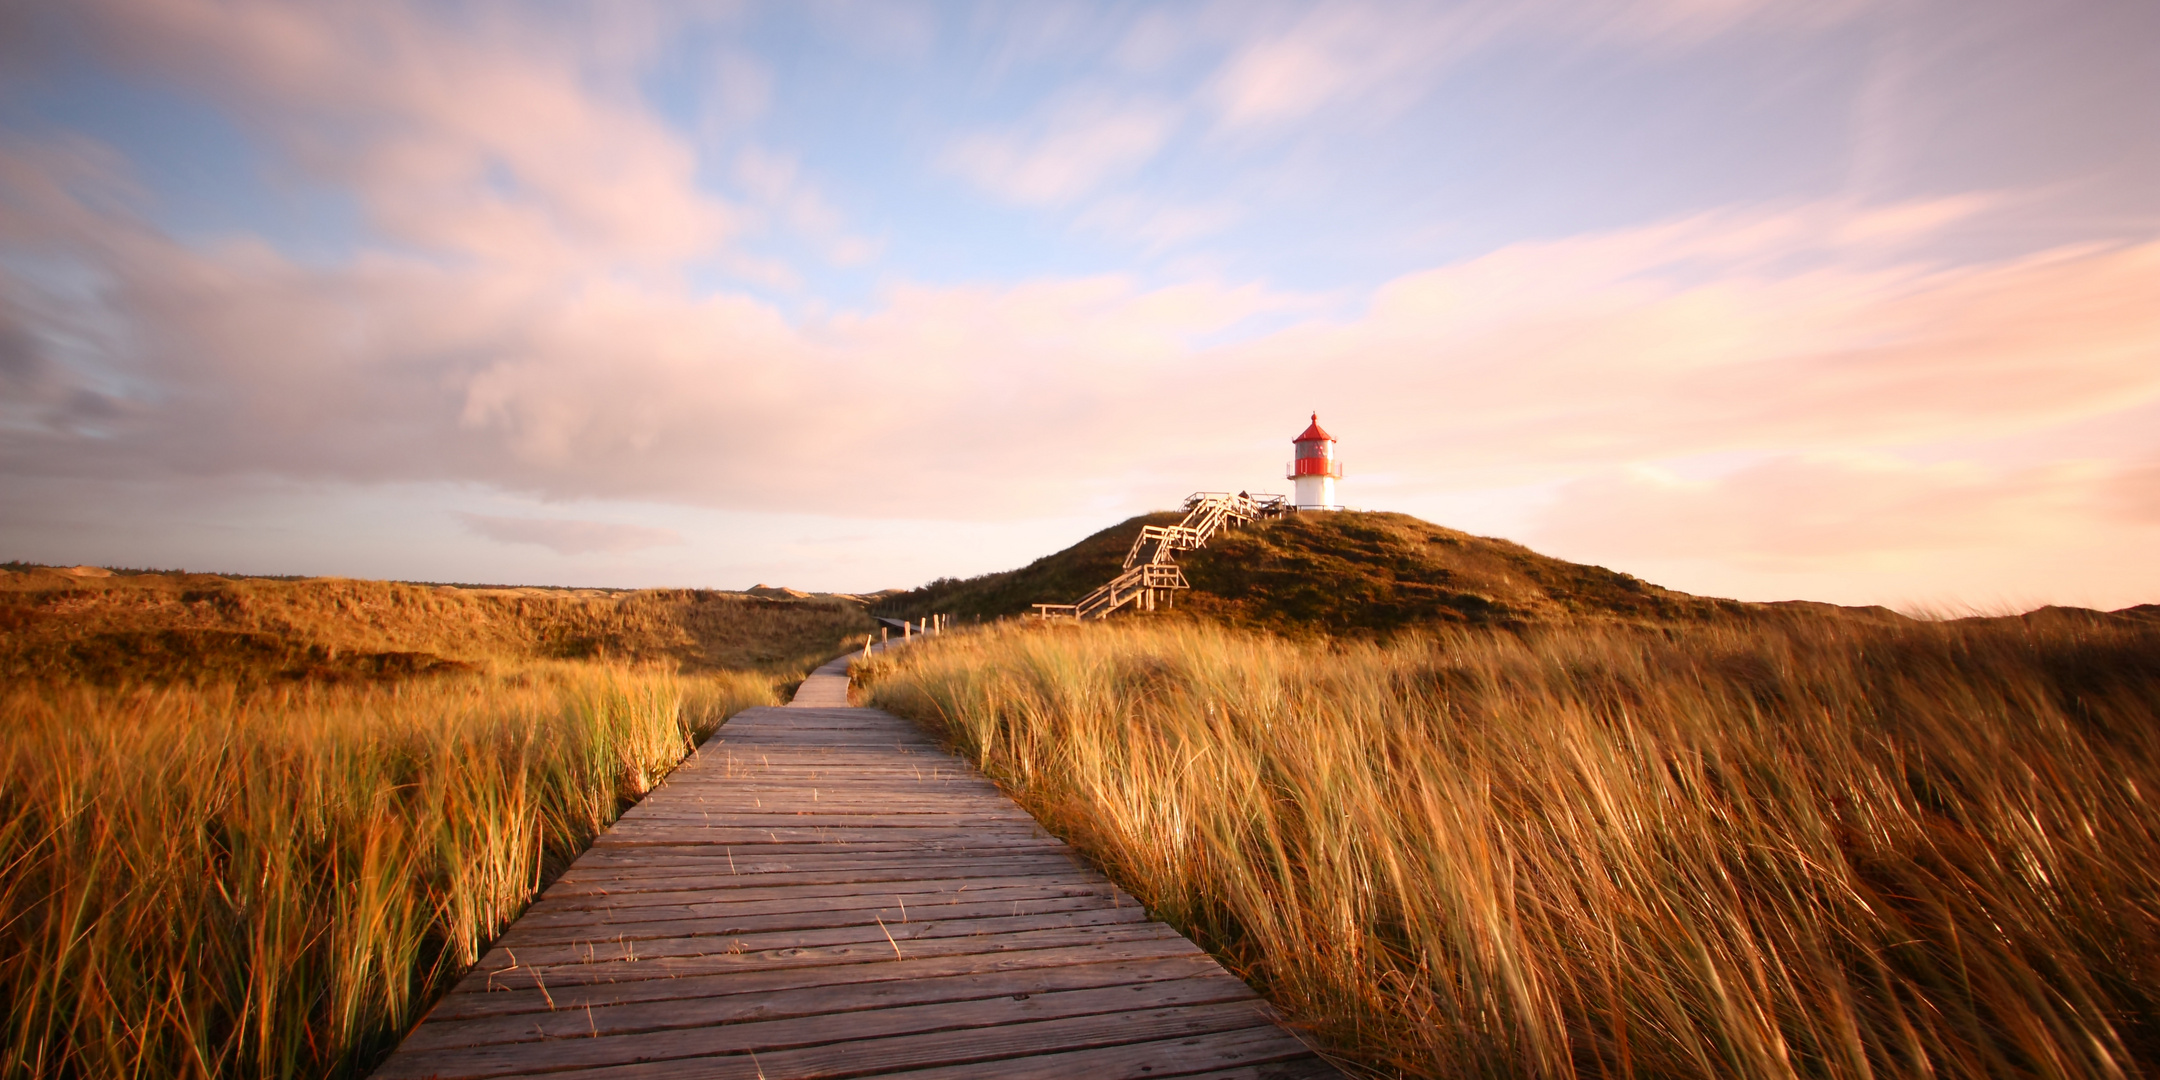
xmin=1199 ymin=0 xmax=1863 ymax=131
xmin=2107 ymin=463 xmax=2160 ymax=524
xmin=1205 ymin=5 xmax=1494 ymax=129
xmin=1528 ymin=455 xmax=2118 ymax=568
xmin=71 ymin=0 xmax=736 ymax=268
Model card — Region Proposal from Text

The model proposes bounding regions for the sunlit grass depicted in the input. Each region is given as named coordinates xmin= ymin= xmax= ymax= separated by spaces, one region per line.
xmin=0 ymin=567 xmax=876 ymax=684
xmin=0 ymin=662 xmax=777 ymax=1078
xmin=861 ymin=615 xmax=2160 ymax=1079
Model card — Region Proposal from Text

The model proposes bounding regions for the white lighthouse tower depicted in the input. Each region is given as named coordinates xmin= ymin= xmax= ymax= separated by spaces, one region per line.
xmin=1288 ymin=413 xmax=1343 ymax=510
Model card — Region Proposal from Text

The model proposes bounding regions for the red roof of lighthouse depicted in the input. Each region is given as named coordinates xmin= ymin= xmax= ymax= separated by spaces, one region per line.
xmin=1293 ymin=412 xmax=1335 ymax=443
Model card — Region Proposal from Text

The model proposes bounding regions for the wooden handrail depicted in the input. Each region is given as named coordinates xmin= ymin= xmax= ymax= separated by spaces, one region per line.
xmin=1043 ymin=491 xmax=1288 ymax=621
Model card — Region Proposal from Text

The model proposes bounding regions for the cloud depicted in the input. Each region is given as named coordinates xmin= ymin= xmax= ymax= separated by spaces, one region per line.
xmin=1527 ymin=455 xmax=2118 ymax=569
xmin=945 ymin=97 xmax=1179 ymax=205
xmin=1074 ymin=196 xmax=1244 ymax=253
xmin=1197 ymin=0 xmax=1860 ymax=131
xmin=1205 ymin=5 xmax=1486 ymax=128
xmin=6 ymin=120 xmax=2159 ymax=536
xmin=700 ymin=50 xmax=775 ymax=139
xmin=807 ymin=0 xmax=937 ymax=61
xmin=2106 ymin=462 xmax=2160 ymax=524
xmin=458 ymin=512 xmax=683 ymax=555
xmin=66 ymin=0 xmax=738 ymax=269
xmin=1237 ymin=201 xmax=2160 ymax=482
xmin=735 ymin=147 xmax=882 ymax=266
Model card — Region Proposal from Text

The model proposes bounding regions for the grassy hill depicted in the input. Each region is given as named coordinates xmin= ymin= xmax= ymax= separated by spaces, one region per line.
xmin=874 ymin=510 xmax=1185 ymax=624
xmin=874 ymin=508 xmax=1897 ymax=633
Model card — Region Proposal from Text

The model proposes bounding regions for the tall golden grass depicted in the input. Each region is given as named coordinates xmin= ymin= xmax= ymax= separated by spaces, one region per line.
xmin=0 ymin=663 xmax=776 ymax=1078
xmin=861 ymin=615 xmax=2160 ymax=1079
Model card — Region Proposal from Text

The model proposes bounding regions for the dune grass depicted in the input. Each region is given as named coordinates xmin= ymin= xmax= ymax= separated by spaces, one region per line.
xmin=0 ymin=567 xmax=875 ymax=685
xmin=0 ymin=663 xmax=778 ymax=1078
xmin=860 ymin=614 xmax=2160 ymax=1079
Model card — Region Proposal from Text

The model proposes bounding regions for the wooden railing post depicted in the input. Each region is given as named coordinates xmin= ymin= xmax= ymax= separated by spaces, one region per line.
xmin=1050 ymin=489 xmax=1285 ymax=622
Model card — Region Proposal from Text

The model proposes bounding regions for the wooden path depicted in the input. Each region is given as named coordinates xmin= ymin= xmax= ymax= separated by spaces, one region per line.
xmin=373 ymin=650 xmax=1341 ymax=1079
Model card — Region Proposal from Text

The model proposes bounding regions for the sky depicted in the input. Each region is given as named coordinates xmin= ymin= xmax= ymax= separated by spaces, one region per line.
xmin=1 ymin=0 xmax=2156 ymax=610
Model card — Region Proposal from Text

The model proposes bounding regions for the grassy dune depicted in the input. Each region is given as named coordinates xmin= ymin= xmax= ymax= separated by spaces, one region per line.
xmin=872 ymin=509 xmax=1881 ymax=632
xmin=0 ymin=566 xmax=875 ymax=685
xmin=861 ymin=614 xmax=2160 ymax=1079
xmin=0 ymin=566 xmax=872 ymax=1078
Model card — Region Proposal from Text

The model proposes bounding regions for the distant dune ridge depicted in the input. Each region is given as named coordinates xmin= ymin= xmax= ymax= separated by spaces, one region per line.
xmin=0 ymin=565 xmax=875 ymax=685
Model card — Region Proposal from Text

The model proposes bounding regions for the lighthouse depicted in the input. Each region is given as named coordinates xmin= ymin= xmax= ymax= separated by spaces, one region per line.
xmin=1288 ymin=413 xmax=1343 ymax=510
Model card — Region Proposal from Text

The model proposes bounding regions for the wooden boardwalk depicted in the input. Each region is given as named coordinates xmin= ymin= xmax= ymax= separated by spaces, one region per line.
xmin=373 ymin=651 xmax=1341 ymax=1079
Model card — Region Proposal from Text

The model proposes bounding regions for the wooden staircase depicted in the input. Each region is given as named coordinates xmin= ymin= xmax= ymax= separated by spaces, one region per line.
xmin=1033 ymin=492 xmax=1288 ymax=621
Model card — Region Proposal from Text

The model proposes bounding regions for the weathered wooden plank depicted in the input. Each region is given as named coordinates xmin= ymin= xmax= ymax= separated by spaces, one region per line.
xmin=619 ymin=798 xmax=1021 ymax=811
xmin=400 ymin=954 xmax=1237 ymax=1051
xmin=453 ymin=923 xmax=1190 ymax=993
xmin=469 ymin=906 xmax=1154 ymax=973
xmin=603 ymin=811 xmax=1037 ymax=825
xmin=591 ymin=828 xmax=1054 ymax=848
xmin=535 ymin=873 xmax=1112 ymax=908
xmin=513 ymin=881 xmax=1125 ymax=927
xmin=710 ymin=734 xmax=933 ymax=743
xmin=1151 ymin=1061 xmax=1352 ymax=1080
xmin=494 ymin=893 xmax=1124 ymax=947
xmin=616 ymin=804 xmax=1034 ymax=820
xmin=547 ymin=859 xmax=1094 ymax=889
xmin=548 ymin=859 xmax=1088 ymax=885
xmin=640 ymin=781 xmax=1008 ymax=794
xmin=614 ymin=803 xmax=1023 ymax=816
xmin=681 ymin=755 xmax=949 ymax=764
xmin=624 ymin=790 xmax=1011 ymax=804
xmin=423 ymin=937 xmax=1216 ymax=1022
xmin=432 ymin=1000 xmax=1288 ymax=1080
xmin=612 ymin=799 xmax=1017 ymax=814
xmin=588 ymin=820 xmax=1053 ymax=836
xmin=587 ymin=838 xmax=1062 ymax=855
xmin=666 ymin=770 xmax=975 ymax=778
xmin=866 ymin=1026 xmax=1329 ymax=1080
xmin=378 ymin=979 xmax=1265 ymax=1079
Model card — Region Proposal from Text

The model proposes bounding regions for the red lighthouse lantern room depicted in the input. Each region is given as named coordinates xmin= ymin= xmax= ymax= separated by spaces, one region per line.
xmin=1288 ymin=413 xmax=1342 ymax=510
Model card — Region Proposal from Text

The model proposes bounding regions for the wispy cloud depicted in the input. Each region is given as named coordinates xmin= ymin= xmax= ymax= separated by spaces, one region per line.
xmin=735 ymin=147 xmax=882 ymax=267
xmin=1205 ymin=5 xmax=1489 ymax=129
xmin=1074 ymin=195 xmax=1244 ymax=253
xmin=1195 ymin=0 xmax=1859 ymax=131
xmin=945 ymin=96 xmax=1179 ymax=205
